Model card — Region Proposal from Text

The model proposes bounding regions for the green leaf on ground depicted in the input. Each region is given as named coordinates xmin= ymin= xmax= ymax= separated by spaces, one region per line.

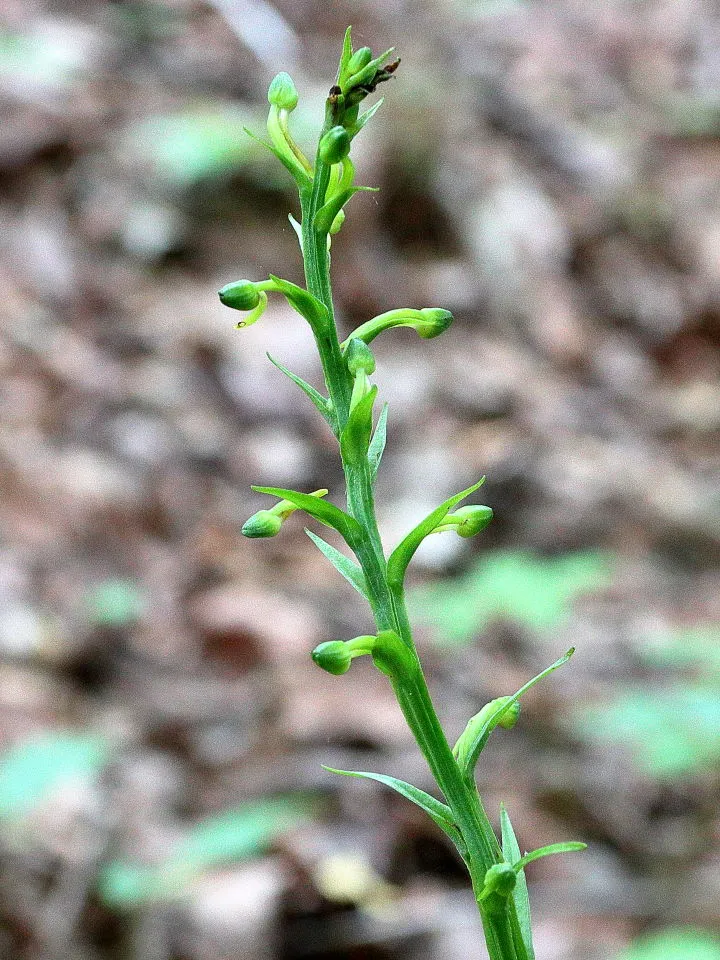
xmin=85 ymin=579 xmax=145 ymax=628
xmin=99 ymin=794 xmax=317 ymax=908
xmin=572 ymin=683 xmax=720 ymax=779
xmin=618 ymin=927 xmax=720 ymax=960
xmin=411 ymin=550 xmax=614 ymax=644
xmin=0 ymin=733 xmax=108 ymax=821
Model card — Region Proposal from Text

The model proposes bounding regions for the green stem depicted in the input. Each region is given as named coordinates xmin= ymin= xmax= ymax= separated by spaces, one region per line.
xmin=300 ymin=135 xmax=524 ymax=960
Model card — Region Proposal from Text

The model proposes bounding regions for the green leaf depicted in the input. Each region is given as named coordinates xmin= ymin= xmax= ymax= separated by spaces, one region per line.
xmin=454 ymin=648 xmax=574 ymax=776
xmin=0 ymin=733 xmax=108 ymax=821
xmin=337 ymin=26 xmax=354 ymax=85
xmin=246 ymin=124 xmax=312 ymax=189
xmin=306 ymin=530 xmax=369 ymax=600
xmin=619 ymin=927 xmax=720 ymax=960
xmin=267 ymin=275 xmax=330 ymax=336
xmin=411 ymin=550 xmax=614 ymax=645
xmin=386 ymin=478 xmax=486 ymax=589
xmin=340 ymin=386 xmax=378 ymax=465
xmin=252 ymin=486 xmax=361 ymax=543
xmin=368 ymin=403 xmax=388 ymax=483
xmin=85 ymin=579 xmax=145 ymax=628
xmin=313 ymin=186 xmax=376 ymax=235
xmin=323 ymin=766 xmax=465 ymax=856
xmin=99 ymin=794 xmax=316 ymax=909
xmin=571 ymin=682 xmax=720 ymax=779
xmin=513 ymin=842 xmax=586 ymax=872
xmin=501 ymin=804 xmax=535 ymax=960
xmin=350 ymin=97 xmax=384 ymax=136
xmin=267 ymin=353 xmax=335 ymax=430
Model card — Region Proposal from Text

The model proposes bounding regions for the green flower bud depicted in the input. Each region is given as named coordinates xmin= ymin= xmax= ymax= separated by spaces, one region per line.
xmin=345 ymin=338 xmax=376 ymax=375
xmin=319 ymin=126 xmax=351 ymax=165
xmin=481 ymin=863 xmax=517 ymax=900
xmin=450 ymin=504 xmax=494 ymax=538
xmin=268 ymin=72 xmax=299 ymax=111
xmin=415 ymin=308 xmax=454 ymax=339
xmin=347 ymin=47 xmax=373 ymax=75
xmin=342 ymin=307 xmax=454 ymax=348
xmin=242 ymin=510 xmax=283 ymax=539
xmin=312 ymin=640 xmax=352 ymax=675
xmin=492 ymin=696 xmax=520 ymax=730
xmin=433 ymin=504 xmax=493 ymax=538
xmin=218 ymin=279 xmax=261 ymax=311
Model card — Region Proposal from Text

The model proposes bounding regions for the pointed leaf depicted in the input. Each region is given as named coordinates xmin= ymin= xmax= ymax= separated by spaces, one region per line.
xmin=340 ymin=385 xmax=377 ymax=465
xmin=267 ymin=353 xmax=335 ymax=430
xmin=252 ymin=486 xmax=360 ymax=542
xmin=243 ymin=127 xmax=310 ymax=188
xmin=454 ymin=648 xmax=574 ymax=776
xmin=267 ymin=275 xmax=329 ymax=336
xmin=337 ymin=26 xmax=353 ymax=85
xmin=313 ymin=186 xmax=376 ymax=235
xmin=387 ymin=478 xmax=485 ymax=589
xmin=514 ymin=842 xmax=587 ymax=872
xmin=323 ymin=767 xmax=465 ymax=855
xmin=368 ymin=403 xmax=388 ymax=483
xmin=306 ymin=530 xmax=369 ymax=600
xmin=287 ymin=213 xmax=303 ymax=254
xmin=501 ymin=804 xmax=535 ymax=960
xmin=351 ymin=97 xmax=384 ymax=136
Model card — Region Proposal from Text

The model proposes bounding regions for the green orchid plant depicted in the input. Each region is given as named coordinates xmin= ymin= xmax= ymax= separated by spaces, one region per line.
xmin=219 ymin=29 xmax=584 ymax=960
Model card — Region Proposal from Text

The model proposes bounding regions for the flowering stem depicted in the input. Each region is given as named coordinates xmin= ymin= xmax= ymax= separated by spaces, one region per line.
xmin=299 ymin=87 xmax=526 ymax=960
xmin=224 ymin=32 xmax=583 ymax=960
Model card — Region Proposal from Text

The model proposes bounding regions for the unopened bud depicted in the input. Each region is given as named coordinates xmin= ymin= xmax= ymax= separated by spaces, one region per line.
xmin=347 ymin=47 xmax=373 ymax=75
xmin=242 ymin=510 xmax=283 ymax=539
xmin=450 ymin=504 xmax=494 ymax=538
xmin=342 ymin=307 xmax=454 ymax=348
xmin=415 ymin=308 xmax=453 ymax=339
xmin=268 ymin=72 xmax=299 ymax=111
xmin=312 ymin=640 xmax=352 ymax=675
xmin=319 ymin=126 xmax=351 ymax=164
xmin=218 ymin=279 xmax=260 ymax=311
xmin=492 ymin=696 xmax=520 ymax=730
xmin=345 ymin=338 xmax=376 ymax=375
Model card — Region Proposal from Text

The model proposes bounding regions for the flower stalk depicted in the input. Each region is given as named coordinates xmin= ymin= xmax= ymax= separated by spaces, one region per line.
xmin=220 ymin=29 xmax=583 ymax=960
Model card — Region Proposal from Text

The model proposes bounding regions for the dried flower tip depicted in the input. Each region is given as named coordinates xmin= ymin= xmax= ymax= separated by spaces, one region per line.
xmin=268 ymin=72 xmax=299 ymax=111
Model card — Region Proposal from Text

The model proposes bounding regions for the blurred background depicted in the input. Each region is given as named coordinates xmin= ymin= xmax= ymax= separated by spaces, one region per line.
xmin=0 ymin=0 xmax=719 ymax=958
